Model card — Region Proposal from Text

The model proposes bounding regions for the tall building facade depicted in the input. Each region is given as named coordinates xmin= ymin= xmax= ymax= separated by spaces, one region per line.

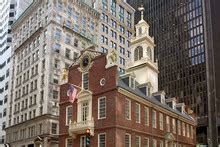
xmin=126 ymin=0 xmax=220 ymax=145
xmin=95 ymin=0 xmax=135 ymax=74
xmin=5 ymin=0 xmax=99 ymax=146
xmin=0 ymin=0 xmax=32 ymax=146
xmin=83 ymin=0 xmax=135 ymax=74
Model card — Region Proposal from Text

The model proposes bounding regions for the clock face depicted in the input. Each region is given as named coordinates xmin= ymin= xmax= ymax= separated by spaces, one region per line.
xmin=80 ymin=54 xmax=91 ymax=72
xmin=82 ymin=56 xmax=89 ymax=67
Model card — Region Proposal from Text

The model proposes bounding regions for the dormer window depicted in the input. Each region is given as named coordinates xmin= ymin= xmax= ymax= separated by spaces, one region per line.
xmin=146 ymin=83 xmax=152 ymax=96
xmin=134 ymin=46 xmax=143 ymax=61
xmin=161 ymin=95 xmax=165 ymax=104
xmin=130 ymin=77 xmax=135 ymax=89
xmin=147 ymin=47 xmax=152 ymax=60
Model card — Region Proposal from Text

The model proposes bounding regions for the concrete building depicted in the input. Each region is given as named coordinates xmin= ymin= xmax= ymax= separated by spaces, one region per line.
xmin=5 ymin=0 xmax=99 ymax=146
xmin=82 ymin=0 xmax=135 ymax=74
xmin=59 ymin=12 xmax=196 ymax=147
xmin=0 ymin=0 xmax=32 ymax=146
xmin=126 ymin=0 xmax=220 ymax=145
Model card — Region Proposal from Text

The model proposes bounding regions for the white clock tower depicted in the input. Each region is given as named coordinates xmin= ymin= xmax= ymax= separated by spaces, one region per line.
xmin=126 ymin=6 xmax=159 ymax=94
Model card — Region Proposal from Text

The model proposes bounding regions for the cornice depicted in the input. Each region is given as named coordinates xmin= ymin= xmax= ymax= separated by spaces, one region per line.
xmin=118 ymin=87 xmax=196 ymax=125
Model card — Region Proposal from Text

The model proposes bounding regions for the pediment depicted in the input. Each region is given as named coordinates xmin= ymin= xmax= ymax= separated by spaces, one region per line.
xmin=164 ymin=132 xmax=175 ymax=141
xmin=77 ymin=89 xmax=92 ymax=102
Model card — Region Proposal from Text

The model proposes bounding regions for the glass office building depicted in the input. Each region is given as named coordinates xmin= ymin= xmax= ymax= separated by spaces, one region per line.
xmin=127 ymin=0 xmax=220 ymax=145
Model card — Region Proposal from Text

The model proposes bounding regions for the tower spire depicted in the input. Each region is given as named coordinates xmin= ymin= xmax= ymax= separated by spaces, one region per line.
xmin=138 ymin=5 xmax=145 ymax=21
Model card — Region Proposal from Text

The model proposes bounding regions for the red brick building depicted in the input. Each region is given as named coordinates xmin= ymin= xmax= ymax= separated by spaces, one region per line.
xmin=59 ymin=14 xmax=196 ymax=147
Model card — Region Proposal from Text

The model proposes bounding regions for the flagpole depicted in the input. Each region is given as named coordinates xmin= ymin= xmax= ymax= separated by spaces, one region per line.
xmin=67 ymin=83 xmax=91 ymax=93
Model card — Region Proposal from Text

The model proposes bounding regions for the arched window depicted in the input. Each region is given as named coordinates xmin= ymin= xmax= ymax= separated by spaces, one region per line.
xmin=138 ymin=27 xmax=142 ymax=36
xmin=134 ymin=46 xmax=143 ymax=61
xmin=147 ymin=47 xmax=152 ymax=60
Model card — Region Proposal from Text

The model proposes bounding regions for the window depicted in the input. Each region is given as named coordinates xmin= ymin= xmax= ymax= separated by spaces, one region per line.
xmin=54 ymin=59 xmax=60 ymax=68
xmin=166 ymin=116 xmax=170 ymax=132
xmin=98 ymin=97 xmax=106 ymax=119
xmin=73 ymin=52 xmax=78 ymax=61
xmin=80 ymin=136 xmax=86 ymax=147
xmin=160 ymin=140 xmax=163 ymax=147
xmin=81 ymin=101 xmax=88 ymax=122
xmin=55 ymin=28 xmax=62 ymax=40
xmin=66 ymin=138 xmax=72 ymax=147
xmin=65 ymin=34 xmax=71 ymax=44
xmin=98 ymin=133 xmax=106 ymax=147
xmin=51 ymin=123 xmax=57 ymax=134
xmin=152 ymin=110 xmax=157 ymax=128
xmin=53 ymin=90 xmax=58 ymax=99
xmin=178 ymin=120 xmax=181 ymax=135
xmin=74 ymin=38 xmax=79 ymax=47
xmin=66 ymin=106 xmax=72 ymax=125
xmin=144 ymin=107 xmax=149 ymax=126
xmin=125 ymin=99 xmax=131 ymax=120
xmin=144 ymin=138 xmax=149 ymax=147
xmin=153 ymin=139 xmax=157 ymax=147
xmin=135 ymin=103 xmax=140 ymax=123
xmin=186 ymin=124 xmax=190 ymax=137
xmin=135 ymin=136 xmax=141 ymax=147
xmin=147 ymin=47 xmax=152 ymax=60
xmin=173 ymin=118 xmax=176 ymax=134
xmin=125 ymin=133 xmax=131 ymax=147
xmin=134 ymin=46 xmax=143 ymax=61
xmin=82 ymin=73 xmax=89 ymax=90
xmin=54 ymin=43 xmax=61 ymax=53
xmin=190 ymin=126 xmax=194 ymax=139
xmin=159 ymin=113 xmax=163 ymax=130
xmin=56 ymin=15 xmax=62 ymax=24
xmin=65 ymin=48 xmax=71 ymax=59
xmin=182 ymin=122 xmax=185 ymax=136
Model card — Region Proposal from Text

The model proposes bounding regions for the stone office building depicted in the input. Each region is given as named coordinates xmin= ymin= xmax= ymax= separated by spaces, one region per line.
xmin=59 ymin=14 xmax=196 ymax=147
xmin=5 ymin=0 xmax=99 ymax=146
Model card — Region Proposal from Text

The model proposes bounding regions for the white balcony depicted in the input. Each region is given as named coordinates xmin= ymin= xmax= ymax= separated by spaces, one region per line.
xmin=68 ymin=118 xmax=94 ymax=139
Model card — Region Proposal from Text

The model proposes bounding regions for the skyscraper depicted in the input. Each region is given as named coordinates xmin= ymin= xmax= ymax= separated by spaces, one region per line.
xmin=88 ymin=0 xmax=136 ymax=74
xmin=5 ymin=0 xmax=135 ymax=146
xmin=126 ymin=0 xmax=220 ymax=145
xmin=5 ymin=0 xmax=99 ymax=146
xmin=0 ymin=0 xmax=32 ymax=146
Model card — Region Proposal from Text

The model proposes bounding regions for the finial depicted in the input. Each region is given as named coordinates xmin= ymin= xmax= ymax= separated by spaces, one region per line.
xmin=138 ymin=5 xmax=145 ymax=21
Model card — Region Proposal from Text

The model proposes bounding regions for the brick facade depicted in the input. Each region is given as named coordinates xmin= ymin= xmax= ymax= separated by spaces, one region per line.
xmin=59 ymin=50 xmax=196 ymax=147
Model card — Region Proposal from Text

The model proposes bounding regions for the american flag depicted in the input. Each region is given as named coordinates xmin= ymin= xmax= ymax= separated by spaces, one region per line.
xmin=67 ymin=84 xmax=77 ymax=103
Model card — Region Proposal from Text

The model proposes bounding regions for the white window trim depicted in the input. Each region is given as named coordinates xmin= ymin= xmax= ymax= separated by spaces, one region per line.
xmin=80 ymin=135 xmax=86 ymax=147
xmin=135 ymin=103 xmax=141 ymax=123
xmin=160 ymin=140 xmax=164 ymax=147
xmin=82 ymin=72 xmax=89 ymax=90
xmin=125 ymin=133 xmax=131 ymax=147
xmin=66 ymin=105 xmax=72 ymax=126
xmin=144 ymin=137 xmax=149 ymax=147
xmin=152 ymin=110 xmax=157 ymax=128
xmin=159 ymin=113 xmax=163 ymax=130
xmin=65 ymin=138 xmax=72 ymax=147
xmin=98 ymin=133 xmax=106 ymax=147
xmin=125 ymin=98 xmax=131 ymax=120
xmin=98 ymin=96 xmax=106 ymax=119
xmin=153 ymin=139 xmax=157 ymax=147
xmin=135 ymin=135 xmax=141 ymax=147
xmin=173 ymin=118 xmax=176 ymax=134
xmin=144 ymin=106 xmax=149 ymax=126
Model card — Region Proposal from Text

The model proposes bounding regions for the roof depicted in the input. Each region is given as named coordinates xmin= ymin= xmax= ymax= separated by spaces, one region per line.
xmin=117 ymin=78 xmax=195 ymax=122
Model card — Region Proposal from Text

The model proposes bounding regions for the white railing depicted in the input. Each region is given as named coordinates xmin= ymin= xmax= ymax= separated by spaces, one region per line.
xmin=68 ymin=118 xmax=95 ymax=138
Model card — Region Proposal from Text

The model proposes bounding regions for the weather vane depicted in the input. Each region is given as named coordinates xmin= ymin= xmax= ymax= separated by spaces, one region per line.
xmin=138 ymin=5 xmax=145 ymax=20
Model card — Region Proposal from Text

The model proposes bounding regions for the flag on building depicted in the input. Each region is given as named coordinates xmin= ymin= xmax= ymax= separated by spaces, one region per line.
xmin=67 ymin=84 xmax=78 ymax=103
